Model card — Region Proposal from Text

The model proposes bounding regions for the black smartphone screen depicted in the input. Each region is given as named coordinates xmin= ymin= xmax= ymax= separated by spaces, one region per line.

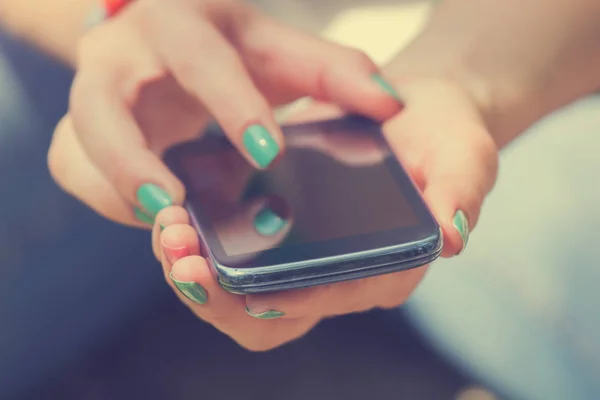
xmin=165 ymin=116 xmax=437 ymax=268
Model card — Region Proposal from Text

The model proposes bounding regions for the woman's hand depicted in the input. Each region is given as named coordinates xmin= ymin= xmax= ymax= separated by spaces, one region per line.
xmin=151 ymin=62 xmax=499 ymax=350
xmin=48 ymin=0 xmax=400 ymax=226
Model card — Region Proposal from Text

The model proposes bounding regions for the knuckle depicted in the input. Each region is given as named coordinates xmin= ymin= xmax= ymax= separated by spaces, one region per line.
xmin=76 ymin=28 xmax=116 ymax=70
xmin=133 ymin=0 xmax=169 ymax=36
xmin=247 ymin=45 xmax=280 ymax=80
xmin=105 ymin=150 xmax=136 ymax=190
xmin=207 ymin=0 xmax=257 ymax=27
xmin=316 ymin=48 xmax=374 ymax=99
xmin=71 ymin=68 xmax=134 ymax=112
xmin=75 ymin=32 xmax=149 ymax=104
xmin=169 ymin=51 xmax=202 ymax=84
xmin=346 ymin=48 xmax=375 ymax=69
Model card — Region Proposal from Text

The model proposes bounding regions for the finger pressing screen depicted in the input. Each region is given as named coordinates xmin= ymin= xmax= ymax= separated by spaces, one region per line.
xmin=147 ymin=6 xmax=284 ymax=170
xmin=233 ymin=12 xmax=403 ymax=120
xmin=71 ymin=30 xmax=185 ymax=224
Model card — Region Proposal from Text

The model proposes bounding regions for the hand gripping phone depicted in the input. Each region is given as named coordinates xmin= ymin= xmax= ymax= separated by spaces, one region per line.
xmin=163 ymin=116 xmax=442 ymax=294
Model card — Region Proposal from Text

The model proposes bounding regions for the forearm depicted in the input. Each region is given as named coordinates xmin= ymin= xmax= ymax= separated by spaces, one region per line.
xmin=0 ymin=0 xmax=95 ymax=65
xmin=389 ymin=0 xmax=600 ymax=148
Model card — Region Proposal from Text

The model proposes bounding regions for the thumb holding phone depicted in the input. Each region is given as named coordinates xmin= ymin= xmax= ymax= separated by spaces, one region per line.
xmin=145 ymin=71 xmax=501 ymax=351
xmin=48 ymin=0 xmax=501 ymax=353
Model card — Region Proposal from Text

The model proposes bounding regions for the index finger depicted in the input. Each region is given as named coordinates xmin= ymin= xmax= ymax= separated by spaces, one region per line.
xmin=71 ymin=27 xmax=184 ymax=221
xmin=144 ymin=3 xmax=284 ymax=170
xmin=230 ymin=10 xmax=404 ymax=120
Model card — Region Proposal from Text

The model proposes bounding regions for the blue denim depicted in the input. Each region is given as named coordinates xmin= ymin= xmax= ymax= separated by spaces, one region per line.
xmin=0 ymin=32 xmax=168 ymax=399
xmin=405 ymin=96 xmax=600 ymax=400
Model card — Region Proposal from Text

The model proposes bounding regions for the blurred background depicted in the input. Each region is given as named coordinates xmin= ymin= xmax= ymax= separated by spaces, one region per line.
xmin=2 ymin=1 xmax=599 ymax=399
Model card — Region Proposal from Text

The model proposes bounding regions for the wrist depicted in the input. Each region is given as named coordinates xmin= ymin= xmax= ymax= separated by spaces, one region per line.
xmin=384 ymin=0 xmax=600 ymax=149
xmin=0 ymin=0 xmax=97 ymax=65
xmin=382 ymin=39 xmax=529 ymax=150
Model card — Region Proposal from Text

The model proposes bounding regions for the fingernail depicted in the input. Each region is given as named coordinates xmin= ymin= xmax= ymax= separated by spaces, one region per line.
xmin=453 ymin=209 xmax=470 ymax=253
xmin=245 ymin=306 xmax=284 ymax=320
xmin=243 ymin=124 xmax=280 ymax=169
xmin=137 ymin=183 xmax=172 ymax=217
xmin=371 ymin=73 xmax=404 ymax=104
xmin=161 ymin=241 xmax=190 ymax=266
xmin=134 ymin=207 xmax=154 ymax=225
xmin=170 ymin=272 xmax=208 ymax=305
xmin=253 ymin=206 xmax=287 ymax=236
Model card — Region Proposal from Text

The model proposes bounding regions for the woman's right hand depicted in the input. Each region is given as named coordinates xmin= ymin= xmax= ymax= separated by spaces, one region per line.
xmin=48 ymin=0 xmax=401 ymax=227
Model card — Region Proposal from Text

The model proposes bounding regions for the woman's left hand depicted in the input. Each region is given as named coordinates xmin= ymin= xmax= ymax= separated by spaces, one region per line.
xmin=153 ymin=65 xmax=499 ymax=351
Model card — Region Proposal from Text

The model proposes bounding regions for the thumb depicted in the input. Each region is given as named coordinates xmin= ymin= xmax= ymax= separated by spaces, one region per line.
xmin=382 ymin=80 xmax=499 ymax=257
xmin=422 ymin=140 xmax=498 ymax=257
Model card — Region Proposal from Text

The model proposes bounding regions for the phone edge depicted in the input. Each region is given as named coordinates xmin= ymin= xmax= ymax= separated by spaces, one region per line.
xmin=214 ymin=227 xmax=442 ymax=294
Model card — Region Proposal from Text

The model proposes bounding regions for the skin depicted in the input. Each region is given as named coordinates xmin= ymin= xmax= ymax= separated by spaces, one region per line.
xmin=2 ymin=0 xmax=600 ymax=350
xmin=45 ymin=0 xmax=400 ymax=228
xmin=155 ymin=87 xmax=497 ymax=349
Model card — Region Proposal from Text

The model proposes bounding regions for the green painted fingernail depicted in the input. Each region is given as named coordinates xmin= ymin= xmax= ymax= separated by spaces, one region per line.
xmin=453 ymin=209 xmax=470 ymax=253
xmin=170 ymin=273 xmax=207 ymax=305
xmin=245 ymin=306 xmax=284 ymax=320
xmin=371 ymin=73 xmax=404 ymax=103
xmin=134 ymin=207 xmax=154 ymax=225
xmin=243 ymin=124 xmax=280 ymax=169
xmin=253 ymin=207 xmax=287 ymax=236
xmin=137 ymin=183 xmax=172 ymax=217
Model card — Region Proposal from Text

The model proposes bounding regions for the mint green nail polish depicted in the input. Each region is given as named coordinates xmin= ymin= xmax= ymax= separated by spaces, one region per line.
xmin=134 ymin=207 xmax=154 ymax=225
xmin=371 ymin=73 xmax=403 ymax=103
xmin=137 ymin=184 xmax=172 ymax=217
xmin=245 ymin=306 xmax=284 ymax=320
xmin=170 ymin=273 xmax=207 ymax=305
xmin=453 ymin=210 xmax=470 ymax=253
xmin=243 ymin=124 xmax=280 ymax=169
xmin=253 ymin=207 xmax=287 ymax=236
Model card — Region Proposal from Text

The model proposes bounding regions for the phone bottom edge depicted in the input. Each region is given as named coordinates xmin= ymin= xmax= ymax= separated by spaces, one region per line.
xmin=218 ymin=249 xmax=441 ymax=295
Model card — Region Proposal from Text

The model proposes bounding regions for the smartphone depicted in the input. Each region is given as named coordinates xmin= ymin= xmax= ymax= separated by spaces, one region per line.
xmin=163 ymin=115 xmax=442 ymax=294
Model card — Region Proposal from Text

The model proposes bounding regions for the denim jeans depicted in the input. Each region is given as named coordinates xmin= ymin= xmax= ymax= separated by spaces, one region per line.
xmin=0 ymin=32 xmax=167 ymax=399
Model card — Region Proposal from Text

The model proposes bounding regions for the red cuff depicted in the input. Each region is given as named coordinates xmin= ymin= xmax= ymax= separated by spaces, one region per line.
xmin=103 ymin=0 xmax=130 ymax=17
